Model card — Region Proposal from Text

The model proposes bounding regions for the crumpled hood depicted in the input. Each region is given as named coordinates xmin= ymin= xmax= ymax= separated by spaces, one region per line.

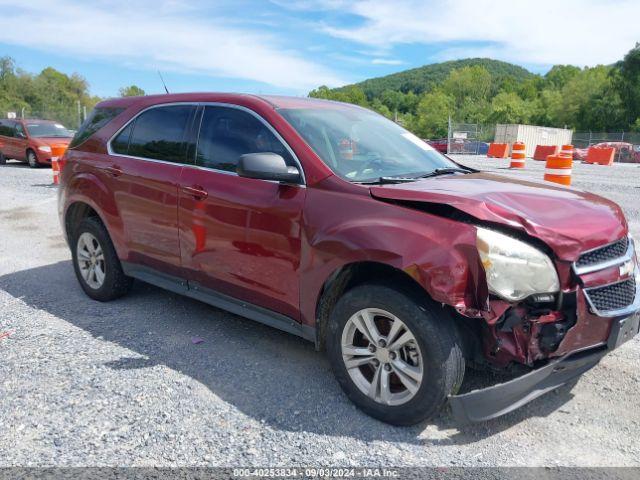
xmin=370 ymin=172 xmax=628 ymax=261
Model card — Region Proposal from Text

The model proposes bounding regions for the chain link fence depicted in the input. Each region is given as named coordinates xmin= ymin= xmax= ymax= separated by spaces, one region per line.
xmin=573 ymin=132 xmax=640 ymax=163
xmin=447 ymin=121 xmax=640 ymax=163
xmin=446 ymin=121 xmax=495 ymax=154
xmin=2 ymin=102 xmax=87 ymax=130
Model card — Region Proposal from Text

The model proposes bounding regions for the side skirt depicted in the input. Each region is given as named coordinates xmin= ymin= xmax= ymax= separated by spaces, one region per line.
xmin=121 ymin=262 xmax=316 ymax=343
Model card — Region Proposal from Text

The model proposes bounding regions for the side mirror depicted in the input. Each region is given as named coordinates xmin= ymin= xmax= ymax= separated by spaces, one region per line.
xmin=237 ymin=153 xmax=301 ymax=183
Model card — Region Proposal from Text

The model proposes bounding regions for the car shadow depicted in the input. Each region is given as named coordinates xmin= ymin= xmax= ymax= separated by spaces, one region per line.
xmin=0 ymin=261 xmax=577 ymax=446
xmin=1 ymin=160 xmax=30 ymax=168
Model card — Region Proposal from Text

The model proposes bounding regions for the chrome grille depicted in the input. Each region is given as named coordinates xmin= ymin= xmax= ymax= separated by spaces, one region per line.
xmin=585 ymin=277 xmax=637 ymax=315
xmin=576 ymin=237 xmax=629 ymax=269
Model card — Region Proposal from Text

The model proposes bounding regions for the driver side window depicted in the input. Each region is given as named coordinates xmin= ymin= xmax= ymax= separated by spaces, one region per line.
xmin=196 ymin=106 xmax=294 ymax=172
xmin=15 ymin=123 xmax=26 ymax=138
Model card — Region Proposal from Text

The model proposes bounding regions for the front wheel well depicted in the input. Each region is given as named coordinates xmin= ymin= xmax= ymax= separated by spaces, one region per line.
xmin=65 ymin=202 xmax=101 ymax=241
xmin=314 ymin=261 xmax=432 ymax=351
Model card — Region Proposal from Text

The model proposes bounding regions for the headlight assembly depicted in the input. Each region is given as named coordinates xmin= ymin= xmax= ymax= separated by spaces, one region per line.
xmin=476 ymin=227 xmax=560 ymax=302
xmin=37 ymin=146 xmax=52 ymax=153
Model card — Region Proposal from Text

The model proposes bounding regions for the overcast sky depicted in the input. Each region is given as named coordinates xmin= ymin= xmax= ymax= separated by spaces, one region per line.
xmin=0 ymin=0 xmax=637 ymax=97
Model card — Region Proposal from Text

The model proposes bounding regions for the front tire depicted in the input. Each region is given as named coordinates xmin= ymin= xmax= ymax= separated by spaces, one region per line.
xmin=327 ymin=284 xmax=465 ymax=425
xmin=71 ymin=217 xmax=133 ymax=301
xmin=0 ymin=151 xmax=6 ymax=165
xmin=27 ymin=149 xmax=39 ymax=168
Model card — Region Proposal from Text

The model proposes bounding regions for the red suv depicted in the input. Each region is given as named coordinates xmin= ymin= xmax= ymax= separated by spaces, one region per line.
xmin=0 ymin=118 xmax=73 ymax=167
xmin=58 ymin=94 xmax=640 ymax=425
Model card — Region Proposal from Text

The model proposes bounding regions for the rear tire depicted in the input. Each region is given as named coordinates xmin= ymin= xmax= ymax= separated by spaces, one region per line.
xmin=327 ymin=283 xmax=465 ymax=426
xmin=71 ymin=217 xmax=133 ymax=301
xmin=27 ymin=149 xmax=39 ymax=168
xmin=0 ymin=151 xmax=5 ymax=165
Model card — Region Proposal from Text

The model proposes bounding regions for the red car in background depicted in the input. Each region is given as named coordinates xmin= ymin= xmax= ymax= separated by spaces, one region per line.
xmin=426 ymin=138 xmax=448 ymax=153
xmin=0 ymin=118 xmax=73 ymax=167
xmin=574 ymin=142 xmax=640 ymax=163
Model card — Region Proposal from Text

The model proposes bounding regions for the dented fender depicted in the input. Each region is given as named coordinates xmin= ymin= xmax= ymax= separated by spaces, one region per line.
xmin=299 ymin=177 xmax=489 ymax=327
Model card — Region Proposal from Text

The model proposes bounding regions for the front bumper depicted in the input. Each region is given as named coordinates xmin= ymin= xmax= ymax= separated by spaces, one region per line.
xmin=450 ymin=310 xmax=640 ymax=423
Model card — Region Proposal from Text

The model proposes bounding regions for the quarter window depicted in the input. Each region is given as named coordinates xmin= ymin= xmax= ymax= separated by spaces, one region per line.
xmin=69 ymin=107 xmax=124 ymax=149
xmin=196 ymin=106 xmax=293 ymax=172
xmin=126 ymin=105 xmax=193 ymax=163
xmin=0 ymin=120 xmax=15 ymax=137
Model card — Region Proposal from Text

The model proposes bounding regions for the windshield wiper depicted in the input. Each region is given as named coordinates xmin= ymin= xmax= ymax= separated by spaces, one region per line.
xmin=356 ymin=176 xmax=418 ymax=185
xmin=415 ymin=167 xmax=473 ymax=179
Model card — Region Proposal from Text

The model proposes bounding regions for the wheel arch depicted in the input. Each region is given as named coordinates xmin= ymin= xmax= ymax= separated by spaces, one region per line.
xmin=314 ymin=261 xmax=432 ymax=351
xmin=62 ymin=168 xmax=127 ymax=259
xmin=65 ymin=201 xmax=103 ymax=241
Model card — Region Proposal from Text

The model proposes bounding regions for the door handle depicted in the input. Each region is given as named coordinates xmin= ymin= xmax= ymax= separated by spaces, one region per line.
xmin=103 ymin=165 xmax=123 ymax=177
xmin=181 ymin=185 xmax=208 ymax=200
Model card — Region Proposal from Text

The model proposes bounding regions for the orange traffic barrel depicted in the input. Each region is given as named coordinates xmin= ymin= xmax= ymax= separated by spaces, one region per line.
xmin=559 ymin=144 xmax=573 ymax=159
xmin=544 ymin=154 xmax=572 ymax=186
xmin=51 ymin=157 xmax=60 ymax=185
xmin=510 ymin=142 xmax=526 ymax=168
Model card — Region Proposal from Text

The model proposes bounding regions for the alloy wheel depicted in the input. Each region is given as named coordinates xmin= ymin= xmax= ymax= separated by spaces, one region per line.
xmin=27 ymin=151 xmax=38 ymax=168
xmin=341 ymin=308 xmax=424 ymax=406
xmin=76 ymin=232 xmax=106 ymax=289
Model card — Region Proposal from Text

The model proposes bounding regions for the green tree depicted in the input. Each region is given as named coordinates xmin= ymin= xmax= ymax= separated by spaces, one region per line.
xmin=488 ymin=92 xmax=532 ymax=124
xmin=410 ymin=90 xmax=453 ymax=138
xmin=552 ymin=66 xmax=617 ymax=129
xmin=544 ymin=65 xmax=581 ymax=89
xmin=442 ymin=66 xmax=492 ymax=111
xmin=614 ymin=43 xmax=640 ymax=126
xmin=370 ymin=98 xmax=392 ymax=118
xmin=309 ymin=84 xmax=368 ymax=107
xmin=119 ymin=85 xmax=146 ymax=97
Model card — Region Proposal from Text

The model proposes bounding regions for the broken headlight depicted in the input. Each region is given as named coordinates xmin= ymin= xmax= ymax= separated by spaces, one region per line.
xmin=476 ymin=227 xmax=560 ymax=302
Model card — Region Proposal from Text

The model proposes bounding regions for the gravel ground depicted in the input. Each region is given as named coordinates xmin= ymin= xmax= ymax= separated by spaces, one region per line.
xmin=0 ymin=158 xmax=639 ymax=468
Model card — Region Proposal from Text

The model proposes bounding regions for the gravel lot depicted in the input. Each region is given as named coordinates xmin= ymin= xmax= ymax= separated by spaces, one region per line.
xmin=1 ymin=157 xmax=639 ymax=468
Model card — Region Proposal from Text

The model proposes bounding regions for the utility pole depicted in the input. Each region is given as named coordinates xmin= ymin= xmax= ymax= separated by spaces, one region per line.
xmin=77 ymin=100 xmax=81 ymax=129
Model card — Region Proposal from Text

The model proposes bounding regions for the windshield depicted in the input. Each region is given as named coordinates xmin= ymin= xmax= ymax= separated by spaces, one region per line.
xmin=25 ymin=122 xmax=73 ymax=138
xmin=279 ymin=106 xmax=457 ymax=182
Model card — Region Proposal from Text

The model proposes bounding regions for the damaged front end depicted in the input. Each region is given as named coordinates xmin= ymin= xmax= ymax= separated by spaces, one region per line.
xmin=450 ymin=235 xmax=640 ymax=423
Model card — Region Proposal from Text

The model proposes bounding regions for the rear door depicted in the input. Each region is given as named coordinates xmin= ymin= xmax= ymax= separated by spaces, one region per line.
xmin=108 ymin=104 xmax=196 ymax=277
xmin=178 ymin=104 xmax=306 ymax=319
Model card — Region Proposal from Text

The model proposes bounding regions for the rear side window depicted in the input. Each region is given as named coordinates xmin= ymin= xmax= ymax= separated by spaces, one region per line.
xmin=0 ymin=120 xmax=15 ymax=137
xmin=196 ymin=106 xmax=294 ymax=172
xmin=69 ymin=107 xmax=124 ymax=148
xmin=125 ymin=105 xmax=193 ymax=163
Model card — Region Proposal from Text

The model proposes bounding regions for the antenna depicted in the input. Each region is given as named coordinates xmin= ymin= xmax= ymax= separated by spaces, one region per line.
xmin=157 ymin=71 xmax=170 ymax=94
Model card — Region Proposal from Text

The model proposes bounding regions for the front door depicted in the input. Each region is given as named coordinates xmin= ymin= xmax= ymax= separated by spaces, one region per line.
xmin=13 ymin=122 xmax=28 ymax=161
xmin=178 ymin=105 xmax=306 ymax=320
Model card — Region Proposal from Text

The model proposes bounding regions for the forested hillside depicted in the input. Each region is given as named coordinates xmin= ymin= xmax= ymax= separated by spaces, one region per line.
xmin=310 ymin=46 xmax=640 ymax=138
xmin=332 ymin=58 xmax=534 ymax=98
